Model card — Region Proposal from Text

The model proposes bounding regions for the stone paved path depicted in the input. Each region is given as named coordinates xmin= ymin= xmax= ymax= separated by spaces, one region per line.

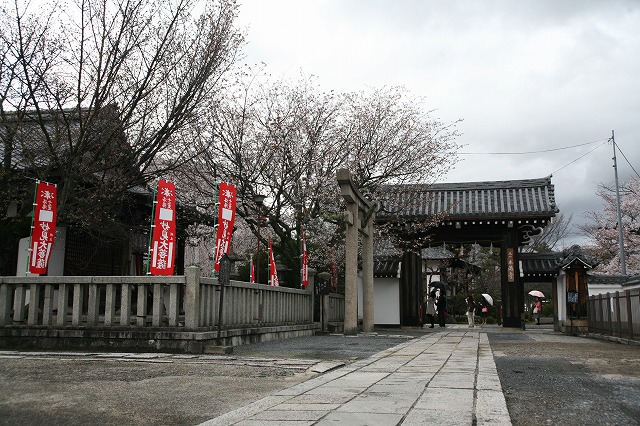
xmin=200 ymin=328 xmax=511 ymax=425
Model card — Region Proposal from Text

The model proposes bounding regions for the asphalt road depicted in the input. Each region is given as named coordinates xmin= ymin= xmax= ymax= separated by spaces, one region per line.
xmin=1 ymin=327 xmax=639 ymax=425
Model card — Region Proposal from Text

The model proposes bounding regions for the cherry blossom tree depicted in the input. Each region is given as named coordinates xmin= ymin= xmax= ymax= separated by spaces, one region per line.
xmin=581 ymin=177 xmax=640 ymax=275
xmin=174 ymin=73 xmax=461 ymax=285
xmin=1 ymin=0 xmax=243 ymax=235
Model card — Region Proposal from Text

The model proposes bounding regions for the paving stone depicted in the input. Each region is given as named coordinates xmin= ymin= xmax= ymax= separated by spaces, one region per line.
xmin=272 ymin=403 xmax=340 ymax=411
xmin=414 ymin=387 xmax=474 ymax=412
xmin=475 ymin=389 xmax=512 ymax=425
xmin=286 ymin=394 xmax=355 ymax=405
xmin=428 ymin=372 xmax=476 ymax=389
xmin=367 ymin=383 xmax=425 ymax=395
xmin=249 ymin=409 xmax=328 ymax=421
xmin=234 ymin=420 xmax=314 ymax=426
xmin=199 ymin=395 xmax=294 ymax=426
xmin=336 ymin=393 xmax=417 ymax=414
xmin=316 ymin=412 xmax=403 ymax=425
xmin=403 ymin=408 xmax=473 ymax=426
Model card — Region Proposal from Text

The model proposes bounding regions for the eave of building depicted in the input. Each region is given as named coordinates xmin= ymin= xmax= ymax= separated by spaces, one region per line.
xmin=561 ymin=257 xmax=595 ymax=270
xmin=378 ymin=177 xmax=558 ymax=222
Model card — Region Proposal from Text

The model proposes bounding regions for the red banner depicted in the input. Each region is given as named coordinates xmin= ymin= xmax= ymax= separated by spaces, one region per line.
xmin=29 ymin=181 xmax=57 ymax=274
xmin=213 ymin=182 xmax=237 ymax=272
xmin=330 ymin=246 xmax=338 ymax=292
xmin=301 ymin=226 xmax=308 ymax=287
xmin=269 ymin=237 xmax=279 ymax=286
xmin=149 ymin=180 xmax=176 ymax=275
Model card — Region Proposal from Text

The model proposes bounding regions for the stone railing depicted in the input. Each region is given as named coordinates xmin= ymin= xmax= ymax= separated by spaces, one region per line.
xmin=328 ymin=293 xmax=345 ymax=323
xmin=0 ymin=266 xmax=314 ymax=331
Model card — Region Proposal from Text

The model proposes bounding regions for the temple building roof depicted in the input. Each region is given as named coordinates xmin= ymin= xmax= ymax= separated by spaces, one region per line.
xmin=378 ymin=177 xmax=558 ymax=221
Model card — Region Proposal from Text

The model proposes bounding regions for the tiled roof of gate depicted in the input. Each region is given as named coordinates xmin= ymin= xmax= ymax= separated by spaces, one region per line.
xmin=520 ymin=246 xmax=597 ymax=277
xmin=374 ymin=258 xmax=400 ymax=277
xmin=378 ymin=177 xmax=558 ymax=220
xmin=520 ymin=252 xmax=562 ymax=276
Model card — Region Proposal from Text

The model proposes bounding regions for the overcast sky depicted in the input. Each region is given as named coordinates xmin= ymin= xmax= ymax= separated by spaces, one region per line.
xmin=235 ymin=0 xmax=640 ymax=247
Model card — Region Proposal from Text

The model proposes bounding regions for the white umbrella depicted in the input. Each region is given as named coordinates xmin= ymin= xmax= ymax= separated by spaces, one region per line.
xmin=528 ymin=290 xmax=545 ymax=298
xmin=481 ymin=293 xmax=493 ymax=306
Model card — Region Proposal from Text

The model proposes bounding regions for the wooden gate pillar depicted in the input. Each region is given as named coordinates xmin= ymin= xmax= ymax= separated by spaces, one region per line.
xmin=501 ymin=226 xmax=524 ymax=327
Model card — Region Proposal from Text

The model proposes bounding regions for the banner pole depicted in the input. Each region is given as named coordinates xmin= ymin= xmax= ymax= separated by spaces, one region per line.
xmin=146 ymin=180 xmax=158 ymax=275
xmin=211 ymin=183 xmax=219 ymax=278
xmin=26 ymin=180 xmax=40 ymax=275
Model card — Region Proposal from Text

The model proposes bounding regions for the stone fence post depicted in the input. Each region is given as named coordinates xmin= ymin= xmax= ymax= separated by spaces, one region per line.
xmin=185 ymin=266 xmax=201 ymax=330
xmin=307 ymin=268 xmax=316 ymax=324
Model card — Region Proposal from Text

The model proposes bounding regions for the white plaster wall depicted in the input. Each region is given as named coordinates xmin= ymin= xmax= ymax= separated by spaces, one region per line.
xmin=16 ymin=227 xmax=66 ymax=277
xmin=587 ymin=284 xmax=623 ymax=297
xmin=359 ymin=276 xmax=400 ymax=325
xmin=16 ymin=228 xmax=66 ymax=311
xmin=555 ymin=273 xmax=567 ymax=322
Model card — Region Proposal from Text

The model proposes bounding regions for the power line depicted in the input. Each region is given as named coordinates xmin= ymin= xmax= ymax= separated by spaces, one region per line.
xmin=615 ymin=143 xmax=640 ymax=179
xmin=459 ymin=138 xmax=608 ymax=155
xmin=551 ymin=140 xmax=609 ymax=175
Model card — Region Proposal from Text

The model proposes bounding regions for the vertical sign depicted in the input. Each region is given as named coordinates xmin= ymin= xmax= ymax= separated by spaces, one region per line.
xmin=29 ymin=181 xmax=57 ymax=275
xmin=300 ymin=225 xmax=308 ymax=287
xmin=249 ymin=255 xmax=255 ymax=283
xmin=149 ymin=180 xmax=176 ymax=275
xmin=269 ymin=237 xmax=279 ymax=286
xmin=506 ymin=248 xmax=515 ymax=282
xmin=213 ymin=182 xmax=237 ymax=272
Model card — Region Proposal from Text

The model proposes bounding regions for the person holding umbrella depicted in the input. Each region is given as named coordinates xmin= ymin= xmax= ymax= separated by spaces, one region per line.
xmin=528 ymin=290 xmax=544 ymax=325
xmin=533 ymin=297 xmax=543 ymax=325
xmin=481 ymin=294 xmax=493 ymax=326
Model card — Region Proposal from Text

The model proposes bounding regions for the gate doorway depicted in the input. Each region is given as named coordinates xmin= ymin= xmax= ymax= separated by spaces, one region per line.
xmin=377 ymin=177 xmax=558 ymax=328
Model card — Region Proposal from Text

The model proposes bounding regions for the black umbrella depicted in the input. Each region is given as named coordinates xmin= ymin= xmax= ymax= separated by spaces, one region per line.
xmin=429 ymin=281 xmax=449 ymax=291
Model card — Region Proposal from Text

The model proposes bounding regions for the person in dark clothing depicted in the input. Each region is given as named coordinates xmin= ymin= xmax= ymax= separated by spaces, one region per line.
xmin=436 ymin=292 xmax=447 ymax=327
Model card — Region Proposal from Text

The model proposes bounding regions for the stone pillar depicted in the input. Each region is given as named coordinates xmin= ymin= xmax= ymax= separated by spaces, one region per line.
xmin=337 ymin=168 xmax=378 ymax=336
xmin=362 ymin=218 xmax=375 ymax=332
xmin=344 ymin=204 xmax=360 ymax=335
xmin=0 ymin=281 xmax=11 ymax=325
xmin=306 ymin=268 xmax=316 ymax=324
xmin=322 ymin=293 xmax=330 ymax=332
xmin=185 ymin=266 xmax=201 ymax=330
xmin=27 ymin=283 xmax=40 ymax=325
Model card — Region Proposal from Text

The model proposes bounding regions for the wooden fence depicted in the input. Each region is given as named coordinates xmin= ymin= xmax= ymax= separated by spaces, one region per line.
xmin=587 ymin=289 xmax=640 ymax=341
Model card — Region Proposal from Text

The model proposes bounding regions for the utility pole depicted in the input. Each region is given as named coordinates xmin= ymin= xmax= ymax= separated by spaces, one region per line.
xmin=612 ymin=130 xmax=627 ymax=275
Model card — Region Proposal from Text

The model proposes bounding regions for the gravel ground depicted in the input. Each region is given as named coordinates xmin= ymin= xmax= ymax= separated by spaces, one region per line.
xmin=232 ymin=331 xmax=418 ymax=360
xmin=0 ymin=356 xmax=308 ymax=426
xmin=488 ymin=329 xmax=640 ymax=426
xmin=1 ymin=328 xmax=639 ymax=425
xmin=0 ymin=333 xmax=414 ymax=426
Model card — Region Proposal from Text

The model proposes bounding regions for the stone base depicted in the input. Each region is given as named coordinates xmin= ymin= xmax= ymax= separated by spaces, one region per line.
xmin=560 ymin=319 xmax=589 ymax=336
xmin=328 ymin=322 xmax=344 ymax=333
xmin=203 ymin=345 xmax=233 ymax=354
xmin=0 ymin=323 xmax=320 ymax=354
